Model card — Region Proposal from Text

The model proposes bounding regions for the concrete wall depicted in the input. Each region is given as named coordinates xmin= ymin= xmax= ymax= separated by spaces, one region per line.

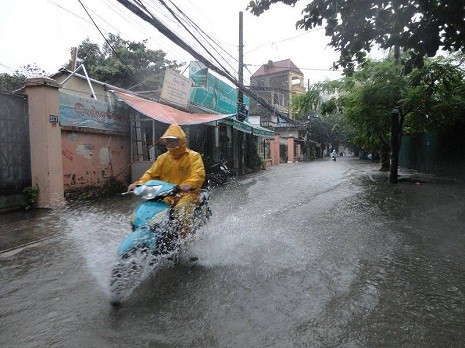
xmin=24 ymin=75 xmax=131 ymax=208
xmin=61 ymin=130 xmax=130 ymax=189
xmin=24 ymin=77 xmax=66 ymax=208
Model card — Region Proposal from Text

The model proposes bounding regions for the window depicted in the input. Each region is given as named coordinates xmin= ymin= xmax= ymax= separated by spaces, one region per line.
xmin=271 ymin=91 xmax=284 ymax=106
xmin=291 ymin=76 xmax=302 ymax=86
xmin=131 ymin=115 xmax=165 ymax=162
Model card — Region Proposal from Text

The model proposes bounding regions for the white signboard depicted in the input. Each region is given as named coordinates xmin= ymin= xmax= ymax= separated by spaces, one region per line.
xmin=160 ymin=68 xmax=192 ymax=107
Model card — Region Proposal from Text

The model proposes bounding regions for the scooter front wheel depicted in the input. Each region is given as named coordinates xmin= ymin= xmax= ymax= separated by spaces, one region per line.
xmin=109 ymin=248 xmax=151 ymax=306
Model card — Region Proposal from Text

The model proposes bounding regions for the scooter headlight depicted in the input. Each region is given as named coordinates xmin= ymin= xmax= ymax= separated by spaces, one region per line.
xmin=135 ymin=185 xmax=163 ymax=200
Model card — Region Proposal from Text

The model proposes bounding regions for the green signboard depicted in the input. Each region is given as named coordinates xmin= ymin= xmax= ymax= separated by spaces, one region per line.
xmin=189 ymin=61 xmax=250 ymax=115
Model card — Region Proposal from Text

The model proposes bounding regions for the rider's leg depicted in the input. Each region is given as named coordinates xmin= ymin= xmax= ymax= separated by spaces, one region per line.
xmin=174 ymin=194 xmax=199 ymax=239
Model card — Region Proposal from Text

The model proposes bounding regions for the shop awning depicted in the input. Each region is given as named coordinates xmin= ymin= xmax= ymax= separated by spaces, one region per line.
xmin=248 ymin=122 xmax=275 ymax=138
xmin=221 ymin=118 xmax=275 ymax=138
xmin=112 ymin=91 xmax=234 ymax=125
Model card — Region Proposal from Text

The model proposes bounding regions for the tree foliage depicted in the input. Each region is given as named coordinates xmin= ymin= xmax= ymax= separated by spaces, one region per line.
xmin=0 ymin=64 xmax=47 ymax=92
xmin=290 ymin=82 xmax=353 ymax=150
xmin=248 ymin=0 xmax=465 ymax=73
xmin=402 ymin=56 xmax=465 ymax=132
xmin=0 ymin=73 xmax=24 ymax=92
xmin=340 ymin=59 xmax=403 ymax=167
xmin=72 ymin=34 xmax=185 ymax=92
xmin=290 ymin=86 xmax=321 ymax=121
xmin=332 ymin=55 xmax=465 ymax=168
xmin=288 ymin=53 xmax=465 ymax=166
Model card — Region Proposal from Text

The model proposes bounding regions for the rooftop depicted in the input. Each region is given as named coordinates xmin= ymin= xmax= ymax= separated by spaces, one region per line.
xmin=251 ymin=59 xmax=303 ymax=78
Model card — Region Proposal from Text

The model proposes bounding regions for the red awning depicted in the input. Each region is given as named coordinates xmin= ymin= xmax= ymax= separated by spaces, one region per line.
xmin=112 ymin=91 xmax=233 ymax=125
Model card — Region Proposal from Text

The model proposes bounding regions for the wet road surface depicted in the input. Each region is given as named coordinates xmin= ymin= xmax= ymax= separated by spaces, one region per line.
xmin=1 ymin=156 xmax=465 ymax=347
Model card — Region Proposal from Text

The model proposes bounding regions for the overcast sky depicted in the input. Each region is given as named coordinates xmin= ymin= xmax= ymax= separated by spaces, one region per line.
xmin=0 ymin=0 xmax=384 ymax=85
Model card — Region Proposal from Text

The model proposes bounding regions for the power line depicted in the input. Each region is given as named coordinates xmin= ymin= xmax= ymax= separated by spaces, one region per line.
xmin=165 ymin=0 xmax=240 ymax=78
xmin=245 ymin=27 xmax=324 ymax=54
xmin=0 ymin=62 xmax=18 ymax=74
xmin=116 ymin=0 xmax=289 ymax=118
xmin=157 ymin=0 xmax=236 ymax=81
xmin=77 ymin=0 xmax=154 ymax=92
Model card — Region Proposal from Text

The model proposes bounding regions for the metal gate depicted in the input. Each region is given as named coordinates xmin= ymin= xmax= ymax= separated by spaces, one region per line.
xmin=0 ymin=92 xmax=30 ymax=194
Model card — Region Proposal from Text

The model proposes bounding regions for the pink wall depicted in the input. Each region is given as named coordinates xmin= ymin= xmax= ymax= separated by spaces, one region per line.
xmin=61 ymin=131 xmax=130 ymax=189
xmin=287 ymin=136 xmax=295 ymax=163
xmin=295 ymin=144 xmax=302 ymax=161
xmin=269 ymin=136 xmax=280 ymax=165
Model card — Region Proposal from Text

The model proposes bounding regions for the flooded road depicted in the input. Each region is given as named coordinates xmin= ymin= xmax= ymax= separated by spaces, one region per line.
xmin=1 ymin=156 xmax=465 ymax=347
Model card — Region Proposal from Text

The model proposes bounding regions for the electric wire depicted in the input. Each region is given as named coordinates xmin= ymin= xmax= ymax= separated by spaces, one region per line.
xmin=22 ymin=1 xmax=328 ymax=123
xmin=152 ymin=0 xmax=240 ymax=86
xmin=166 ymin=0 xmax=240 ymax=78
xmin=144 ymin=0 xmax=285 ymax=117
xmin=78 ymin=0 xmax=155 ymax=92
xmin=77 ymin=0 xmax=190 ymax=66
xmin=146 ymin=1 xmax=259 ymax=99
xmin=102 ymin=0 xmax=191 ymax=61
xmin=245 ymin=27 xmax=324 ymax=54
xmin=157 ymin=0 xmax=236 ymax=82
xmin=0 ymin=62 xmax=18 ymax=74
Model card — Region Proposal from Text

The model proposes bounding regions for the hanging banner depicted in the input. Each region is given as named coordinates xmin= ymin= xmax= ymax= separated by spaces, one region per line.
xmin=59 ymin=92 xmax=128 ymax=132
xmin=160 ymin=68 xmax=192 ymax=107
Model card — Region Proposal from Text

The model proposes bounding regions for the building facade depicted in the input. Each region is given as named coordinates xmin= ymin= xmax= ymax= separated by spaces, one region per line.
xmin=250 ymin=59 xmax=307 ymax=163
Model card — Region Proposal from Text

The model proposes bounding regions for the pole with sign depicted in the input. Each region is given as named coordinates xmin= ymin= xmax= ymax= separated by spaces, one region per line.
xmin=237 ymin=11 xmax=244 ymax=175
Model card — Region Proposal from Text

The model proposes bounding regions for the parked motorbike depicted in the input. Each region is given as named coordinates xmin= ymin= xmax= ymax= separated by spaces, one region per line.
xmin=205 ymin=159 xmax=230 ymax=188
xmin=109 ymin=180 xmax=211 ymax=306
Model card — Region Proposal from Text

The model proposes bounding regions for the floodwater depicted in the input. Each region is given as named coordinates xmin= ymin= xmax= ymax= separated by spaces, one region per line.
xmin=1 ymin=156 xmax=464 ymax=347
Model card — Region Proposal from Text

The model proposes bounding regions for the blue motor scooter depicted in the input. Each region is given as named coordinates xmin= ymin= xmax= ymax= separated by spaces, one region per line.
xmin=110 ymin=179 xmax=211 ymax=306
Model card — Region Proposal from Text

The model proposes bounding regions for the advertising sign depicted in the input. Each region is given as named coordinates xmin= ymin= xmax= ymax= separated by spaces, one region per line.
xmin=59 ymin=92 xmax=128 ymax=132
xmin=160 ymin=68 xmax=192 ymax=107
xmin=189 ymin=61 xmax=250 ymax=115
xmin=189 ymin=61 xmax=208 ymax=87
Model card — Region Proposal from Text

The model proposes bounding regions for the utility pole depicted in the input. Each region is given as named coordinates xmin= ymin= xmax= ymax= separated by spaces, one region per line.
xmin=70 ymin=47 xmax=78 ymax=71
xmin=390 ymin=44 xmax=401 ymax=184
xmin=237 ymin=11 xmax=244 ymax=175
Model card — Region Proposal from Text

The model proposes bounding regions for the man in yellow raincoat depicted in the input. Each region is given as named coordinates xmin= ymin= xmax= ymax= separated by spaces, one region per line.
xmin=128 ymin=124 xmax=205 ymax=237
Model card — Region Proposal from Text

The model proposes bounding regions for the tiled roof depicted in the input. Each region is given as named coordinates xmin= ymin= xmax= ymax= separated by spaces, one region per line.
xmin=251 ymin=59 xmax=303 ymax=77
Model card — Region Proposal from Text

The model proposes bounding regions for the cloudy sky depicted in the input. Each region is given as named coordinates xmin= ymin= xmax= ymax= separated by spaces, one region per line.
xmin=0 ymin=0 xmax=383 ymax=85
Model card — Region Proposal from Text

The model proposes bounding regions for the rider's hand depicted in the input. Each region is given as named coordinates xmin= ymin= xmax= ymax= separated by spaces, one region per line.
xmin=179 ymin=184 xmax=193 ymax=192
xmin=127 ymin=183 xmax=137 ymax=192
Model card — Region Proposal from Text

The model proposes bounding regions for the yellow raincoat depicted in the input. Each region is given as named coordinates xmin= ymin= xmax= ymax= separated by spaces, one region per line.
xmin=132 ymin=124 xmax=205 ymax=236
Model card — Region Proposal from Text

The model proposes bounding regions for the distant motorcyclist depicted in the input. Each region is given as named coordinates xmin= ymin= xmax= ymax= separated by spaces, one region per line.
xmin=128 ymin=124 xmax=205 ymax=237
xmin=331 ymin=150 xmax=338 ymax=161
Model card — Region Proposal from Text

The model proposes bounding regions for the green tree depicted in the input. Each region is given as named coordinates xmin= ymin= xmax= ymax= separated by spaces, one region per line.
xmin=0 ymin=73 xmax=24 ymax=92
xmin=341 ymin=59 xmax=405 ymax=170
xmin=0 ymin=64 xmax=47 ymax=92
xmin=402 ymin=56 xmax=465 ymax=132
xmin=290 ymin=86 xmax=322 ymax=121
xmin=291 ymin=82 xmax=352 ymax=155
xmin=72 ymin=34 xmax=185 ymax=92
xmin=248 ymin=0 xmax=465 ymax=73
xmin=250 ymin=1 xmax=465 ymax=180
xmin=333 ymin=56 xmax=465 ymax=170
